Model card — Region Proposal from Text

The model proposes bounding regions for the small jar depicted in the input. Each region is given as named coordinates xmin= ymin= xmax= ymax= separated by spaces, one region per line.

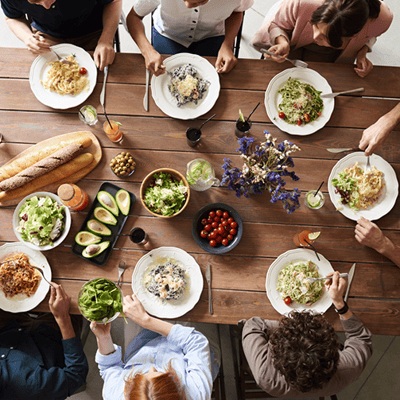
xmin=57 ymin=184 xmax=89 ymax=211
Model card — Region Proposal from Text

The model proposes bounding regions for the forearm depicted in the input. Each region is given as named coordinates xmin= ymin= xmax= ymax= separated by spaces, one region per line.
xmin=378 ymin=102 xmax=400 ymax=132
xmin=5 ymin=17 xmax=33 ymax=45
xmin=56 ymin=316 xmax=76 ymax=340
xmin=379 ymin=236 xmax=400 ymax=268
xmin=97 ymin=335 xmax=116 ymax=355
xmin=332 ymin=299 xmax=354 ymax=321
xmin=140 ymin=315 xmax=173 ymax=337
xmin=99 ymin=0 xmax=122 ymax=45
xmin=223 ymin=12 xmax=243 ymax=49
xmin=126 ymin=9 xmax=154 ymax=56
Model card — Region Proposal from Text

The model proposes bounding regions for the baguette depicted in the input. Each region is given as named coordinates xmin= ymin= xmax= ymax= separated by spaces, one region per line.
xmin=0 ymin=134 xmax=92 ymax=182
xmin=0 ymin=152 xmax=94 ymax=202
xmin=0 ymin=144 xmax=84 ymax=191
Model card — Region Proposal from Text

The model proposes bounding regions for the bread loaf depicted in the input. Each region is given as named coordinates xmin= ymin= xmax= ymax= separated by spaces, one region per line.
xmin=0 ymin=134 xmax=92 ymax=182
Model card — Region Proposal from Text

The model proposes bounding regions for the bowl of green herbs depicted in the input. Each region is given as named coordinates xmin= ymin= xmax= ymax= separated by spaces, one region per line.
xmin=78 ymin=278 xmax=124 ymax=324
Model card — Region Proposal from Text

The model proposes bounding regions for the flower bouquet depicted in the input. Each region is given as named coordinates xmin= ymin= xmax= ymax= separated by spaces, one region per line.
xmin=221 ymin=131 xmax=301 ymax=214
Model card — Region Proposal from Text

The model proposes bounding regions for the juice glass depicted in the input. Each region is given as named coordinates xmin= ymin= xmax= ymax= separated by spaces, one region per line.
xmin=305 ymin=190 xmax=325 ymax=210
xmin=186 ymin=159 xmax=220 ymax=191
xmin=293 ymin=230 xmax=315 ymax=247
xmin=103 ymin=120 xmax=123 ymax=143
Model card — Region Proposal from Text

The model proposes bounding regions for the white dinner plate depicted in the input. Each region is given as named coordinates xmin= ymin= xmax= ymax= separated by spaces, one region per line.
xmin=328 ymin=152 xmax=398 ymax=221
xmin=29 ymin=43 xmax=97 ymax=109
xmin=131 ymin=247 xmax=203 ymax=319
xmin=266 ymin=249 xmax=334 ymax=315
xmin=151 ymin=53 xmax=220 ymax=120
xmin=0 ymin=243 xmax=51 ymax=313
xmin=265 ymin=67 xmax=334 ymax=135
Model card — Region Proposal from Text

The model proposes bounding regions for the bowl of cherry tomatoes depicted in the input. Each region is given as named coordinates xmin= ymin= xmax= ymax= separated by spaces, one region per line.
xmin=192 ymin=203 xmax=243 ymax=254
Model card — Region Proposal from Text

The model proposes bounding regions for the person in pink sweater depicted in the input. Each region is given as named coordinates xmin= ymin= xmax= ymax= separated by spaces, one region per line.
xmin=251 ymin=0 xmax=393 ymax=77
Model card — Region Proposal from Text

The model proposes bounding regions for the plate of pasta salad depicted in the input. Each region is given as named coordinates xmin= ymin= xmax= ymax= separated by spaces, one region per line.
xmin=0 ymin=243 xmax=51 ymax=312
xmin=29 ymin=43 xmax=97 ymax=109
xmin=131 ymin=247 xmax=203 ymax=318
xmin=265 ymin=68 xmax=334 ymax=135
xmin=266 ymin=249 xmax=334 ymax=315
xmin=151 ymin=53 xmax=220 ymax=120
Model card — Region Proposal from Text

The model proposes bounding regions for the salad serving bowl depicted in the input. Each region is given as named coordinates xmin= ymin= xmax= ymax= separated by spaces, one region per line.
xmin=192 ymin=203 xmax=243 ymax=254
xmin=140 ymin=168 xmax=190 ymax=218
xmin=13 ymin=192 xmax=71 ymax=251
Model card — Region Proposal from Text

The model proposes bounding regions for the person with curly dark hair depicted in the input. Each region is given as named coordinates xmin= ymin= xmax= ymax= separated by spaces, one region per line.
xmin=242 ymin=271 xmax=372 ymax=397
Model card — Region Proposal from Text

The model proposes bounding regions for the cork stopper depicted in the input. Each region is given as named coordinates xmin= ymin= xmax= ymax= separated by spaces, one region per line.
xmin=57 ymin=184 xmax=75 ymax=201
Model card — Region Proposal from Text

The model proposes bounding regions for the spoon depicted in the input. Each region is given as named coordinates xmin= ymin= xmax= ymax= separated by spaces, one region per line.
xmin=198 ymin=113 xmax=216 ymax=131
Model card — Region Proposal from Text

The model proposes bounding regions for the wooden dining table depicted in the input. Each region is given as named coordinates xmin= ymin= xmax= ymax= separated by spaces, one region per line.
xmin=0 ymin=47 xmax=399 ymax=335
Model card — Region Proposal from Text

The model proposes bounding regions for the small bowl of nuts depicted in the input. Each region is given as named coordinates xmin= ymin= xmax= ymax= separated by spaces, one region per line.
xmin=110 ymin=152 xmax=136 ymax=177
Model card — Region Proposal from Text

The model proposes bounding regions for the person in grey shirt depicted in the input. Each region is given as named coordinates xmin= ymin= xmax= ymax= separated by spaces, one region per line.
xmin=242 ymin=272 xmax=372 ymax=398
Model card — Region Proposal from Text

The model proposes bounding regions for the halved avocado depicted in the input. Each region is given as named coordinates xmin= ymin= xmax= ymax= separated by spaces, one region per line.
xmin=82 ymin=241 xmax=110 ymax=258
xmin=94 ymin=207 xmax=118 ymax=226
xmin=97 ymin=191 xmax=119 ymax=217
xmin=116 ymin=189 xmax=131 ymax=216
xmin=75 ymin=231 xmax=102 ymax=246
xmin=87 ymin=219 xmax=112 ymax=236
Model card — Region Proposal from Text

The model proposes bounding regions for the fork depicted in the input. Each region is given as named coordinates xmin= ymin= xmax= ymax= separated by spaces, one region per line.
xmin=305 ymin=273 xmax=348 ymax=283
xmin=365 ymin=155 xmax=371 ymax=173
xmin=117 ymin=260 xmax=127 ymax=286
xmin=30 ymin=265 xmax=52 ymax=286
xmin=260 ymin=48 xmax=308 ymax=68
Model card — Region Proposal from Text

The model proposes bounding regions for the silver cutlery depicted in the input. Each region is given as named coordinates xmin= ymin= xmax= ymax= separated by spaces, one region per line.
xmin=206 ymin=263 xmax=213 ymax=315
xmin=306 ymin=273 xmax=348 ymax=284
xmin=260 ymin=48 xmax=308 ymax=68
xmin=327 ymin=147 xmax=359 ymax=153
xmin=365 ymin=155 xmax=371 ymax=173
xmin=321 ymin=87 xmax=364 ymax=98
xmin=100 ymin=66 xmax=113 ymax=127
xmin=30 ymin=265 xmax=52 ymax=286
xmin=143 ymin=69 xmax=150 ymax=112
xmin=117 ymin=260 xmax=127 ymax=287
xmin=344 ymin=263 xmax=356 ymax=302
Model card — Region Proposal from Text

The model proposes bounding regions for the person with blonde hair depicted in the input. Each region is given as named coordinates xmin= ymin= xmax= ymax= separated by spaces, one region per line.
xmin=91 ymin=293 xmax=218 ymax=400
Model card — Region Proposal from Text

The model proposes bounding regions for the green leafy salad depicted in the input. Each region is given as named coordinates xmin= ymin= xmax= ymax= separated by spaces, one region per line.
xmin=143 ymin=172 xmax=188 ymax=216
xmin=331 ymin=170 xmax=359 ymax=210
xmin=278 ymin=77 xmax=323 ymax=125
xmin=277 ymin=261 xmax=324 ymax=305
xmin=17 ymin=195 xmax=65 ymax=247
xmin=78 ymin=278 xmax=125 ymax=324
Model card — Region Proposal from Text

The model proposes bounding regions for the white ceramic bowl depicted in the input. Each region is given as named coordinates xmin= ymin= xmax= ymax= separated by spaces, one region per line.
xmin=13 ymin=192 xmax=71 ymax=251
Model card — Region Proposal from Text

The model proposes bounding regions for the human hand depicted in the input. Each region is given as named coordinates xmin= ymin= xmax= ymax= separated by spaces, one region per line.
xmin=325 ymin=271 xmax=347 ymax=309
xmin=123 ymin=293 xmax=150 ymax=327
xmin=25 ymin=33 xmax=51 ymax=55
xmin=49 ymin=283 xmax=71 ymax=322
xmin=263 ymin=42 xmax=290 ymax=63
xmin=215 ymin=43 xmax=237 ymax=74
xmin=354 ymin=54 xmax=373 ymax=78
xmin=355 ymin=216 xmax=388 ymax=253
xmin=359 ymin=115 xmax=392 ymax=156
xmin=143 ymin=49 xmax=165 ymax=76
xmin=94 ymin=41 xmax=116 ymax=71
xmin=90 ymin=321 xmax=112 ymax=340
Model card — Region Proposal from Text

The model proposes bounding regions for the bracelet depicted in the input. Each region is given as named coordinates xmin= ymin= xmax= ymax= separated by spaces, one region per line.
xmin=334 ymin=301 xmax=349 ymax=315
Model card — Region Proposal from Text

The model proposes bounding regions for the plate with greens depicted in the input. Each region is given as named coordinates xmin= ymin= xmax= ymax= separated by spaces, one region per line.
xmin=266 ymin=249 xmax=333 ymax=316
xmin=265 ymin=68 xmax=334 ymax=135
xmin=13 ymin=192 xmax=71 ymax=251
xmin=328 ymin=152 xmax=398 ymax=221
xmin=78 ymin=278 xmax=124 ymax=324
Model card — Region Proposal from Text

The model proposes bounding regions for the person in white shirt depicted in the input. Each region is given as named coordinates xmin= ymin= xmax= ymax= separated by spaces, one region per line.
xmin=126 ymin=0 xmax=254 ymax=76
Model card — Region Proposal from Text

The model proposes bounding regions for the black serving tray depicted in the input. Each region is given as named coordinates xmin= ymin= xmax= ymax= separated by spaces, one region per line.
xmin=72 ymin=182 xmax=135 ymax=266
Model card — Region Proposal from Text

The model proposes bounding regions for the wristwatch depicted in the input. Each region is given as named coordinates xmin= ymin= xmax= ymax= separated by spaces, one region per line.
xmin=334 ymin=301 xmax=349 ymax=315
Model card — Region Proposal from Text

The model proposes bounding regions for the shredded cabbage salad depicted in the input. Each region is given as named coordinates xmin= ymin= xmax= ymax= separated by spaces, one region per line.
xmin=277 ymin=261 xmax=324 ymax=305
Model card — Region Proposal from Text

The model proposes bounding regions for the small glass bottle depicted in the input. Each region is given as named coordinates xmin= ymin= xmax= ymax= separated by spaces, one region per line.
xmin=57 ymin=184 xmax=89 ymax=211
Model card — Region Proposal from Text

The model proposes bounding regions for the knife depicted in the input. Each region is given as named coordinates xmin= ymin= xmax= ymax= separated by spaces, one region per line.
xmin=206 ymin=263 xmax=213 ymax=315
xmin=100 ymin=65 xmax=109 ymax=117
xmin=143 ymin=69 xmax=150 ymax=112
xmin=327 ymin=147 xmax=359 ymax=153
xmin=344 ymin=263 xmax=356 ymax=302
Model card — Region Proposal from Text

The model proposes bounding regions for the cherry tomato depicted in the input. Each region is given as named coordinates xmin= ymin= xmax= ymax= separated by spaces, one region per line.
xmin=222 ymin=230 xmax=228 ymax=238
xmin=222 ymin=238 xmax=229 ymax=246
xmin=209 ymin=231 xmax=217 ymax=239
xmin=209 ymin=211 xmax=216 ymax=218
xmin=216 ymin=235 xmax=223 ymax=243
xmin=227 ymin=234 xmax=233 ymax=241
xmin=303 ymin=113 xmax=310 ymax=122
xmin=213 ymin=216 xmax=220 ymax=223
xmin=222 ymin=220 xmax=229 ymax=227
xmin=216 ymin=210 xmax=223 ymax=217
xmin=293 ymin=103 xmax=302 ymax=110
xmin=317 ymin=111 xmax=322 ymax=116
xmin=230 ymin=228 xmax=237 ymax=236
xmin=278 ymin=112 xmax=285 ymax=119
xmin=207 ymin=233 xmax=212 ymax=240
xmin=227 ymin=217 xmax=234 ymax=224
xmin=230 ymin=221 xmax=238 ymax=229
xmin=211 ymin=221 xmax=218 ymax=229
xmin=79 ymin=67 xmax=87 ymax=75
xmin=223 ymin=211 xmax=229 ymax=219
xmin=201 ymin=218 xmax=207 ymax=225
xmin=297 ymin=119 xmax=302 ymax=126
xmin=284 ymin=296 xmax=292 ymax=306
xmin=209 ymin=240 xmax=217 ymax=247
xmin=207 ymin=218 xmax=213 ymax=224
xmin=217 ymin=226 xmax=225 ymax=235
xmin=200 ymin=230 xmax=208 ymax=238
xmin=205 ymin=224 xmax=212 ymax=232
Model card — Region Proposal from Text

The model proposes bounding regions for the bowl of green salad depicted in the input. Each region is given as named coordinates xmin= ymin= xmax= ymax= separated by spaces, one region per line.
xmin=140 ymin=168 xmax=190 ymax=218
xmin=13 ymin=192 xmax=71 ymax=251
